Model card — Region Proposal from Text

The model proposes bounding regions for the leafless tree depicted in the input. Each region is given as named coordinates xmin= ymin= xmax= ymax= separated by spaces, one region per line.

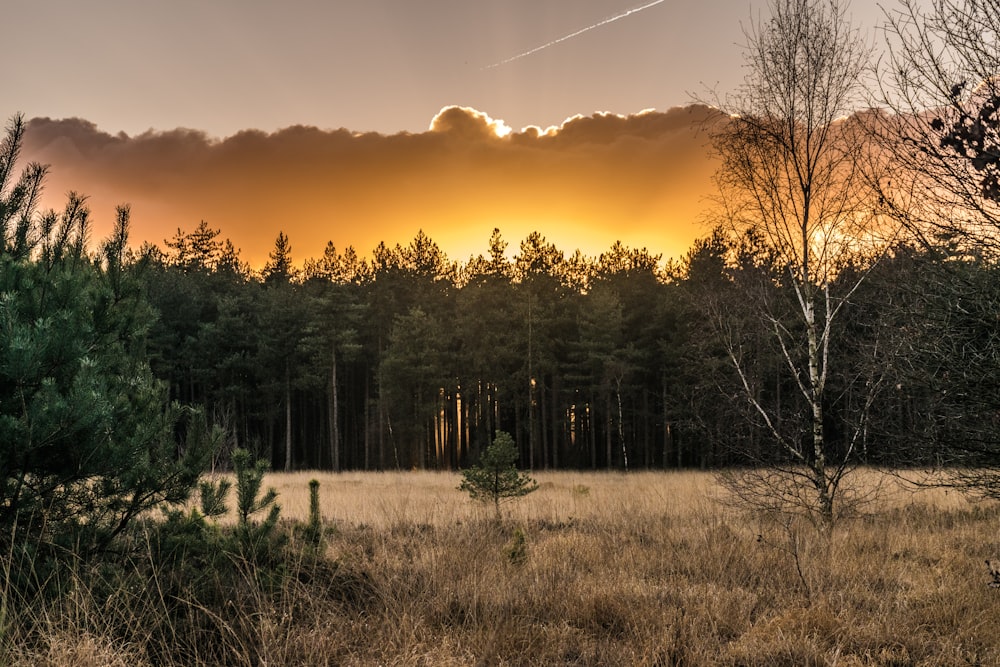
xmin=704 ymin=0 xmax=888 ymax=524
xmin=878 ymin=0 xmax=1000 ymax=254
xmin=877 ymin=1 xmax=1000 ymax=496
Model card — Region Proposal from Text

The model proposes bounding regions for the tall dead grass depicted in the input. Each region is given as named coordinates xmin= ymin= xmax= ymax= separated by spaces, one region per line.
xmin=5 ymin=469 xmax=1000 ymax=665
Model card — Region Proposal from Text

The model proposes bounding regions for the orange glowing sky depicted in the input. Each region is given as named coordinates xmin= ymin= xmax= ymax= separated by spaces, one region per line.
xmin=6 ymin=1 xmax=918 ymax=266
xmin=22 ymin=106 xmax=720 ymax=266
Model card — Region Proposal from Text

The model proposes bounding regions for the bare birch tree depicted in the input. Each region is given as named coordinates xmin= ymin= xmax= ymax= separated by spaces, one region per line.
xmin=705 ymin=0 xmax=885 ymax=523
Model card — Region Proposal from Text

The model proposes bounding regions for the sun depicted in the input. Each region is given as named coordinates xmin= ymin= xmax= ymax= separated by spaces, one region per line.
xmin=491 ymin=118 xmax=513 ymax=138
xmin=428 ymin=105 xmax=513 ymax=139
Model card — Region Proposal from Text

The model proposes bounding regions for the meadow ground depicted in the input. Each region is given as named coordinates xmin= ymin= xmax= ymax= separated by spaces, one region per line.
xmin=7 ymin=469 xmax=1000 ymax=665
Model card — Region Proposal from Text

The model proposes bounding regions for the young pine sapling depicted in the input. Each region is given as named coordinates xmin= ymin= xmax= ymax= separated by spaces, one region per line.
xmin=459 ymin=431 xmax=538 ymax=518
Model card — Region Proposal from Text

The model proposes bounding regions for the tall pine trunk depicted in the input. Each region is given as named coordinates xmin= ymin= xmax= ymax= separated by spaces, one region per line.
xmin=329 ymin=342 xmax=340 ymax=472
xmin=616 ymin=376 xmax=628 ymax=472
xmin=284 ymin=361 xmax=292 ymax=472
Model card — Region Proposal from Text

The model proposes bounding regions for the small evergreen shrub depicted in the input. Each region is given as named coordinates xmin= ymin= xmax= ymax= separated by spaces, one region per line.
xmin=229 ymin=448 xmax=283 ymax=566
xmin=459 ymin=431 xmax=539 ymax=518
xmin=303 ymin=479 xmax=324 ymax=550
xmin=505 ymin=526 xmax=528 ymax=566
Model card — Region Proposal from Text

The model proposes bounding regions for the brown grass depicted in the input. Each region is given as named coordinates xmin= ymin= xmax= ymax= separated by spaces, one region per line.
xmin=6 ymin=469 xmax=1000 ymax=666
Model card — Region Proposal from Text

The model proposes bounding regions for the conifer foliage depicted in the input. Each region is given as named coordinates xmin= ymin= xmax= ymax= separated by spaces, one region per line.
xmin=0 ymin=114 xmax=210 ymax=564
xmin=459 ymin=431 xmax=538 ymax=516
xmin=231 ymin=448 xmax=282 ymax=561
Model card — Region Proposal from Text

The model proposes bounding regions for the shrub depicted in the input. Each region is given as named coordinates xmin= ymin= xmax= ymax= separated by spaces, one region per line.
xmin=459 ymin=431 xmax=538 ymax=517
xmin=0 ymin=114 xmax=213 ymax=578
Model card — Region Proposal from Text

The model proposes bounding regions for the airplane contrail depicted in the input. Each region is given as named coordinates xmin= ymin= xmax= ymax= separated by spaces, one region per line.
xmin=484 ymin=0 xmax=668 ymax=70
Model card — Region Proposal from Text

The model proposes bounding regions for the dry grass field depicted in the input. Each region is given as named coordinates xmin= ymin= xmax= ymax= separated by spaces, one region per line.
xmin=6 ymin=469 xmax=1000 ymax=665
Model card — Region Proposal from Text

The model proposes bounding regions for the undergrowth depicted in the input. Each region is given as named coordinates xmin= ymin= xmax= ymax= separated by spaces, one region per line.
xmin=2 ymin=471 xmax=999 ymax=666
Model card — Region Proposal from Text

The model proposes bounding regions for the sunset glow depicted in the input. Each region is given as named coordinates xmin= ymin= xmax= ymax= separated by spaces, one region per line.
xmin=23 ymin=105 xmax=720 ymax=268
xmin=4 ymin=1 xmax=908 ymax=266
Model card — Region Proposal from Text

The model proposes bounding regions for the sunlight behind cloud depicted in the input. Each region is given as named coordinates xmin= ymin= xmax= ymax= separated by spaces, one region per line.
xmin=430 ymin=106 xmax=512 ymax=139
xmin=23 ymin=105 xmax=722 ymax=268
xmin=492 ymin=119 xmax=513 ymax=138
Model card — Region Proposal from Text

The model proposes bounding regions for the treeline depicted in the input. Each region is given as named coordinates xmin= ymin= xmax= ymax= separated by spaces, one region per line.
xmin=138 ymin=220 xmax=1000 ymax=473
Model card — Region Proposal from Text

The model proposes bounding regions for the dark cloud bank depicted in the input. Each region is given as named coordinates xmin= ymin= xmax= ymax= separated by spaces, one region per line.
xmin=22 ymin=105 xmax=721 ymax=267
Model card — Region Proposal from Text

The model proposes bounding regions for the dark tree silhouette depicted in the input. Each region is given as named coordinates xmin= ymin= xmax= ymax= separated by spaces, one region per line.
xmin=880 ymin=0 xmax=1000 ymax=252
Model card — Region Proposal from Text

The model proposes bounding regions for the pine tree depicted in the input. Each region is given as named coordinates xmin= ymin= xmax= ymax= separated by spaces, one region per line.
xmin=459 ymin=431 xmax=538 ymax=517
xmin=263 ymin=231 xmax=296 ymax=285
xmin=0 ymin=115 xmax=212 ymax=561
xmin=230 ymin=448 xmax=281 ymax=563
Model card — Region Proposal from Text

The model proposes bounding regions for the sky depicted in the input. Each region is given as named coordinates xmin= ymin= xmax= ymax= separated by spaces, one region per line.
xmin=5 ymin=0 xmax=907 ymax=268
